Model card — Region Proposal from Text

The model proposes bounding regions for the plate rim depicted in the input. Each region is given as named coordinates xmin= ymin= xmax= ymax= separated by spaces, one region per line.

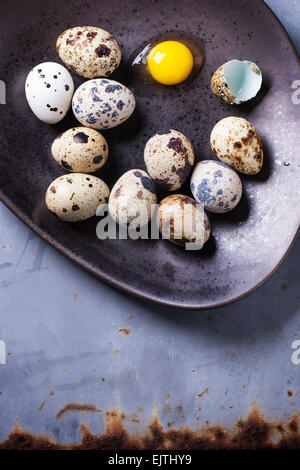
xmin=0 ymin=0 xmax=299 ymax=310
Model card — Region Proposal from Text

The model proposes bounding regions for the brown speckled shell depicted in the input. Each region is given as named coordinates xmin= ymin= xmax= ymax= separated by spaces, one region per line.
xmin=109 ymin=169 xmax=157 ymax=227
xmin=51 ymin=127 xmax=109 ymax=173
xmin=45 ymin=173 xmax=110 ymax=222
xmin=211 ymin=63 xmax=236 ymax=104
xmin=158 ymin=194 xmax=211 ymax=247
xmin=210 ymin=117 xmax=264 ymax=175
xmin=144 ymin=130 xmax=194 ymax=191
xmin=56 ymin=26 xmax=121 ymax=79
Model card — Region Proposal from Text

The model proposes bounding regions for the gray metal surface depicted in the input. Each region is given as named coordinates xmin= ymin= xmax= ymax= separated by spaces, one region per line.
xmin=0 ymin=0 xmax=299 ymax=447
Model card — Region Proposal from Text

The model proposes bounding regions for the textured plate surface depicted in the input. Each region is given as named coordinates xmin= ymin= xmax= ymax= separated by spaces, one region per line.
xmin=0 ymin=0 xmax=299 ymax=308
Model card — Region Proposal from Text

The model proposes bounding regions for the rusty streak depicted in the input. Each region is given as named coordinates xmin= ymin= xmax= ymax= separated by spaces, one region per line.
xmin=118 ymin=328 xmax=131 ymax=335
xmin=56 ymin=402 xmax=102 ymax=420
xmin=38 ymin=391 xmax=55 ymax=412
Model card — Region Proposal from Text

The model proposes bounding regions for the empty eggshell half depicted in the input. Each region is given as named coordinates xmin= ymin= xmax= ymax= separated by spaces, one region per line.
xmin=210 ymin=116 xmax=263 ymax=175
xmin=211 ymin=60 xmax=262 ymax=105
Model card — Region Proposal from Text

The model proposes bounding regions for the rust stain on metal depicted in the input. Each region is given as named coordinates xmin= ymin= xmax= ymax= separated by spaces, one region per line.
xmin=176 ymin=405 xmax=184 ymax=418
xmin=56 ymin=402 xmax=102 ymax=420
xmin=38 ymin=391 xmax=55 ymax=412
xmin=287 ymin=390 xmax=294 ymax=397
xmin=118 ymin=328 xmax=131 ymax=335
xmin=1 ymin=406 xmax=300 ymax=450
xmin=198 ymin=388 xmax=209 ymax=398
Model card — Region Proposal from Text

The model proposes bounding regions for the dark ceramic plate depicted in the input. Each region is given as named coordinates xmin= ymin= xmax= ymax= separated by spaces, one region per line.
xmin=0 ymin=0 xmax=299 ymax=309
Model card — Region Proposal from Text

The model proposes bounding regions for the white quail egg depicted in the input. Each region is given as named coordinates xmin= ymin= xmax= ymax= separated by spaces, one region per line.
xmin=25 ymin=62 xmax=74 ymax=124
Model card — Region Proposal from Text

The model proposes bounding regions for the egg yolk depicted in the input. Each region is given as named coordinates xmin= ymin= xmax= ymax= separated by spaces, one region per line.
xmin=147 ymin=40 xmax=194 ymax=86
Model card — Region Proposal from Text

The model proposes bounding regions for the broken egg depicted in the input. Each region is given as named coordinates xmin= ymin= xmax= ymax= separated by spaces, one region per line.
xmin=211 ymin=60 xmax=262 ymax=105
xmin=129 ymin=31 xmax=204 ymax=95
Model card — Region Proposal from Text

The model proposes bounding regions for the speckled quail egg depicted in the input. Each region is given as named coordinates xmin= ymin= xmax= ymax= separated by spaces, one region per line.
xmin=72 ymin=79 xmax=135 ymax=129
xmin=190 ymin=160 xmax=242 ymax=213
xmin=46 ymin=173 xmax=110 ymax=222
xmin=144 ymin=130 xmax=194 ymax=191
xmin=51 ymin=127 xmax=108 ymax=173
xmin=56 ymin=26 xmax=121 ymax=79
xmin=211 ymin=60 xmax=262 ymax=105
xmin=158 ymin=194 xmax=211 ymax=248
xmin=25 ymin=62 xmax=74 ymax=124
xmin=109 ymin=169 xmax=157 ymax=227
xmin=210 ymin=116 xmax=263 ymax=175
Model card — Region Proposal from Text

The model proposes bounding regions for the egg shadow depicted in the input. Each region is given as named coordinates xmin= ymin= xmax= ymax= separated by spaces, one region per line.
xmin=53 ymin=108 xmax=79 ymax=135
xmin=110 ymin=58 xmax=128 ymax=84
xmin=196 ymin=233 xmax=217 ymax=258
xmin=209 ymin=190 xmax=251 ymax=226
xmin=94 ymin=148 xmax=122 ymax=187
xmin=104 ymin=107 xmax=143 ymax=143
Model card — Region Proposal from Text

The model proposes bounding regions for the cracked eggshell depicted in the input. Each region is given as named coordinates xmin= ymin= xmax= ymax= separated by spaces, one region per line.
xmin=211 ymin=60 xmax=262 ymax=105
xmin=25 ymin=62 xmax=74 ymax=124
xmin=158 ymin=194 xmax=211 ymax=248
xmin=56 ymin=26 xmax=121 ymax=79
xmin=72 ymin=79 xmax=135 ymax=129
xmin=51 ymin=127 xmax=108 ymax=173
xmin=109 ymin=169 xmax=157 ymax=227
xmin=46 ymin=173 xmax=110 ymax=222
xmin=210 ymin=116 xmax=263 ymax=175
xmin=190 ymin=160 xmax=242 ymax=214
xmin=144 ymin=130 xmax=194 ymax=191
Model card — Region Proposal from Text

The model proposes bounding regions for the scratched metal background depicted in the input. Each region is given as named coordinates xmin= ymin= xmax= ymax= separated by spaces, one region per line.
xmin=0 ymin=0 xmax=299 ymax=447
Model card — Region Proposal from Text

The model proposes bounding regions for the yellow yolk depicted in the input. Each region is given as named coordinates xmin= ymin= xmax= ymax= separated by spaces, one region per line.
xmin=147 ymin=40 xmax=194 ymax=86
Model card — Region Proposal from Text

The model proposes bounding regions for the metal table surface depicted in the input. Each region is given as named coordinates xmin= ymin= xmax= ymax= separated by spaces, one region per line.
xmin=0 ymin=0 xmax=299 ymax=450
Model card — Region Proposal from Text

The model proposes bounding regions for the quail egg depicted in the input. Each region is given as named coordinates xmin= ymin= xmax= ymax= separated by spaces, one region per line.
xmin=46 ymin=173 xmax=109 ymax=222
xmin=144 ymin=130 xmax=194 ymax=191
xmin=190 ymin=160 xmax=242 ymax=213
xmin=210 ymin=116 xmax=263 ymax=175
xmin=158 ymin=194 xmax=211 ymax=248
xmin=109 ymin=169 xmax=157 ymax=227
xmin=25 ymin=62 xmax=74 ymax=124
xmin=56 ymin=26 xmax=121 ymax=79
xmin=72 ymin=79 xmax=135 ymax=129
xmin=51 ymin=127 xmax=108 ymax=173
xmin=211 ymin=60 xmax=262 ymax=105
